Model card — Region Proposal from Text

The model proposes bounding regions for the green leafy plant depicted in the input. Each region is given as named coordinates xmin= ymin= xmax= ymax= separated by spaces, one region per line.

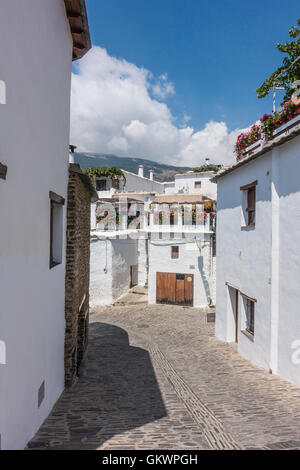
xmin=83 ymin=166 xmax=126 ymax=188
xmin=235 ymin=97 xmax=300 ymax=160
xmin=192 ymin=164 xmax=220 ymax=173
xmin=256 ymin=18 xmax=300 ymax=104
xmin=260 ymin=97 xmax=300 ymax=139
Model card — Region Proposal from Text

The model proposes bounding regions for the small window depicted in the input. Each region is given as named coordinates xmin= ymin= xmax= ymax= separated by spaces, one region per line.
xmin=171 ymin=246 xmax=179 ymax=259
xmin=194 ymin=181 xmax=201 ymax=189
xmin=96 ymin=179 xmax=106 ymax=191
xmin=112 ymin=179 xmax=120 ymax=190
xmin=240 ymin=181 xmax=257 ymax=227
xmin=0 ymin=163 xmax=7 ymax=180
xmin=49 ymin=192 xmax=65 ymax=269
xmin=247 ymin=187 xmax=256 ymax=226
xmin=245 ymin=298 xmax=255 ymax=336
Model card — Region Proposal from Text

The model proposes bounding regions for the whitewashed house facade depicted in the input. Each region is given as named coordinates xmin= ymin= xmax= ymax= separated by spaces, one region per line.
xmin=147 ymin=194 xmax=216 ymax=308
xmin=95 ymin=165 xmax=165 ymax=199
xmin=174 ymin=171 xmax=218 ymax=198
xmin=0 ymin=0 xmax=91 ymax=449
xmin=90 ymin=230 xmax=148 ymax=308
xmin=90 ymin=168 xmax=217 ymax=309
xmin=213 ymin=124 xmax=300 ymax=386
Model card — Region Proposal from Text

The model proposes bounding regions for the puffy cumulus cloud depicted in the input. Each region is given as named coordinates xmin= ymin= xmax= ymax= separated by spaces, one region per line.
xmin=152 ymin=73 xmax=175 ymax=100
xmin=71 ymin=46 xmax=241 ymax=167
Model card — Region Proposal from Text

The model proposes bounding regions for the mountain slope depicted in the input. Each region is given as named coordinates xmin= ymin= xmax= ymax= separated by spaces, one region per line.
xmin=74 ymin=152 xmax=192 ymax=182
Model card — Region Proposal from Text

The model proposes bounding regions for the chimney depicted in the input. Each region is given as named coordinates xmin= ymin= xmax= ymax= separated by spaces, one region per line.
xmin=138 ymin=165 xmax=144 ymax=178
xmin=149 ymin=170 xmax=154 ymax=181
xmin=69 ymin=144 xmax=77 ymax=164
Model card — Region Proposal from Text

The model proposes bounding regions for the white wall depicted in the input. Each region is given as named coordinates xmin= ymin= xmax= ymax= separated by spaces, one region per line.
xmin=215 ymin=134 xmax=300 ymax=386
xmin=163 ymin=182 xmax=176 ymax=194
xmin=96 ymin=169 xmax=165 ymax=199
xmin=111 ymin=238 xmax=139 ymax=300
xmin=276 ymin=136 xmax=300 ymax=385
xmin=123 ymin=170 xmax=165 ymax=194
xmin=215 ymin=155 xmax=272 ymax=371
xmin=90 ymin=233 xmax=146 ymax=306
xmin=137 ymin=237 xmax=148 ymax=286
xmin=175 ymin=173 xmax=217 ymax=198
xmin=0 ymin=0 xmax=72 ymax=449
xmin=90 ymin=237 xmax=113 ymax=307
xmin=148 ymin=234 xmax=214 ymax=307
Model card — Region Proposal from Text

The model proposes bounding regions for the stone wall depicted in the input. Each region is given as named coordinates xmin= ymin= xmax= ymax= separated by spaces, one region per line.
xmin=65 ymin=168 xmax=91 ymax=387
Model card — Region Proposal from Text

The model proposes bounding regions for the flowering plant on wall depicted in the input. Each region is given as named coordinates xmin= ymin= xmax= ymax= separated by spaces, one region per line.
xmin=235 ymin=124 xmax=261 ymax=160
xmin=260 ymin=97 xmax=300 ymax=140
xmin=235 ymin=97 xmax=300 ymax=161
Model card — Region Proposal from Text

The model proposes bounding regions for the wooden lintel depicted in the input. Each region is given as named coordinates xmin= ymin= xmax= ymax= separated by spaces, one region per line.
xmin=240 ymin=180 xmax=258 ymax=191
xmin=0 ymin=163 xmax=7 ymax=180
xmin=49 ymin=191 xmax=65 ymax=205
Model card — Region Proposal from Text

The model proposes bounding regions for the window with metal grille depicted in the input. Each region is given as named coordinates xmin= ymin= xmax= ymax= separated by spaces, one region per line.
xmin=171 ymin=246 xmax=179 ymax=259
xmin=96 ymin=179 xmax=106 ymax=191
xmin=247 ymin=187 xmax=256 ymax=226
xmin=240 ymin=181 xmax=257 ymax=227
xmin=49 ymin=192 xmax=65 ymax=269
xmin=246 ymin=298 xmax=255 ymax=336
xmin=194 ymin=181 xmax=201 ymax=189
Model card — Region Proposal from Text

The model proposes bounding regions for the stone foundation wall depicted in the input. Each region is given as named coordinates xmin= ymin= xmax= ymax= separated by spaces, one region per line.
xmin=65 ymin=170 xmax=91 ymax=387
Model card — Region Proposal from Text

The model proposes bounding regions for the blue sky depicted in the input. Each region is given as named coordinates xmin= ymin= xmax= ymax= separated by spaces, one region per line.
xmin=85 ymin=0 xmax=299 ymax=131
xmin=71 ymin=1 xmax=299 ymax=166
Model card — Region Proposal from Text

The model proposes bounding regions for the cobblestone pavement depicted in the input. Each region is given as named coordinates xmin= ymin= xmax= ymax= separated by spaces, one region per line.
xmin=28 ymin=303 xmax=300 ymax=450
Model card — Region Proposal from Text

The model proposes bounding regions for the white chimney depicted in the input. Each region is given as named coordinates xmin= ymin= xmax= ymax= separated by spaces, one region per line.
xmin=69 ymin=144 xmax=77 ymax=164
xmin=150 ymin=170 xmax=154 ymax=181
xmin=138 ymin=165 xmax=144 ymax=177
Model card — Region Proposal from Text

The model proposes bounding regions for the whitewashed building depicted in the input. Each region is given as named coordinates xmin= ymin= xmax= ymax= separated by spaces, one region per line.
xmin=90 ymin=230 xmax=148 ymax=307
xmin=90 ymin=168 xmax=218 ymax=309
xmin=95 ymin=164 xmax=165 ymax=199
xmin=173 ymin=171 xmax=218 ymax=198
xmin=91 ymin=165 xmax=164 ymax=230
xmin=147 ymin=194 xmax=216 ymax=307
xmin=0 ymin=0 xmax=90 ymax=449
xmin=213 ymin=122 xmax=300 ymax=386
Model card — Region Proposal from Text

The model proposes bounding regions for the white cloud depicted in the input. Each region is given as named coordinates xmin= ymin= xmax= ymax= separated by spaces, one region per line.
xmin=71 ymin=46 xmax=241 ymax=167
xmin=152 ymin=73 xmax=175 ymax=100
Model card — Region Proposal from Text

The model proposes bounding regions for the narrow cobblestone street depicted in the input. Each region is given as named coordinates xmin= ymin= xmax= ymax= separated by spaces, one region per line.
xmin=28 ymin=302 xmax=300 ymax=450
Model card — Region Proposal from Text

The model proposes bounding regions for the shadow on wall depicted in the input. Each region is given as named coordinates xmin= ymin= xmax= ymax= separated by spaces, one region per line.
xmin=27 ymin=323 xmax=166 ymax=450
xmin=198 ymin=256 xmax=211 ymax=305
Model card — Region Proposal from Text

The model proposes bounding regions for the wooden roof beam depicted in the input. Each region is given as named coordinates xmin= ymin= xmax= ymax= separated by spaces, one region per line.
xmin=64 ymin=0 xmax=91 ymax=61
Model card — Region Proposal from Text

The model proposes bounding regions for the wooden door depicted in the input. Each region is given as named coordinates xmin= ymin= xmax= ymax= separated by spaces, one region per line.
xmin=184 ymin=274 xmax=193 ymax=305
xmin=156 ymin=273 xmax=193 ymax=306
xmin=167 ymin=273 xmax=176 ymax=303
xmin=175 ymin=274 xmax=185 ymax=304
xmin=156 ymin=272 xmax=168 ymax=304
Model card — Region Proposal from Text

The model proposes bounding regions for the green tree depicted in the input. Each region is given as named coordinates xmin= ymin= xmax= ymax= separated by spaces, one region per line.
xmin=256 ymin=18 xmax=300 ymax=104
xmin=83 ymin=166 xmax=126 ymax=188
xmin=193 ymin=164 xmax=220 ymax=173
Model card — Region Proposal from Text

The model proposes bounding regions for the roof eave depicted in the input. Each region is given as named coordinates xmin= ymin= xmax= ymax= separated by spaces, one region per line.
xmin=64 ymin=0 xmax=92 ymax=61
xmin=211 ymin=127 xmax=300 ymax=183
